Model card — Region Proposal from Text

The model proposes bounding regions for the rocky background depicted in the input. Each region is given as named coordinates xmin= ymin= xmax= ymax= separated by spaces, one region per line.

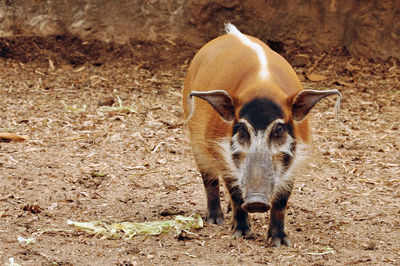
xmin=0 ymin=0 xmax=399 ymax=60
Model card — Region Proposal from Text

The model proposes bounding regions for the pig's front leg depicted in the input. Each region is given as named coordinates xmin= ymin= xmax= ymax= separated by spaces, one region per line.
xmin=268 ymin=187 xmax=292 ymax=247
xmin=224 ymin=175 xmax=253 ymax=238
xmin=201 ymin=171 xmax=224 ymax=225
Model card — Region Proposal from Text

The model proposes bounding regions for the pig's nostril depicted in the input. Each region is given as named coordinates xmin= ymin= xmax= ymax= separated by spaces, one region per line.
xmin=241 ymin=197 xmax=271 ymax=213
xmin=242 ymin=202 xmax=271 ymax=213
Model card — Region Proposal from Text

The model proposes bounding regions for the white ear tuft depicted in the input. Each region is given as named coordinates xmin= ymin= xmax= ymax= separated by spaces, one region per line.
xmin=291 ymin=89 xmax=342 ymax=121
xmin=187 ymin=90 xmax=235 ymax=122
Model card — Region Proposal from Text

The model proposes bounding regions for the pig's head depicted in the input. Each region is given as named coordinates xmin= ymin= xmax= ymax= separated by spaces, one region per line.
xmin=189 ymin=89 xmax=341 ymax=213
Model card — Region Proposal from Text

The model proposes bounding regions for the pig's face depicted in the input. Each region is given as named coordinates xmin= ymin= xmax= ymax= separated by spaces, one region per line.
xmin=228 ymin=98 xmax=297 ymax=213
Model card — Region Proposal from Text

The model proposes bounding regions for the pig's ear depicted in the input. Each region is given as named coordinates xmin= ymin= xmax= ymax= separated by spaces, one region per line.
xmin=290 ymin=89 xmax=341 ymax=121
xmin=189 ymin=90 xmax=235 ymax=121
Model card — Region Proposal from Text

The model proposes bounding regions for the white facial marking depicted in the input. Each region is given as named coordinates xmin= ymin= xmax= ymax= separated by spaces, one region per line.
xmin=224 ymin=23 xmax=269 ymax=79
xmin=218 ymin=117 xmax=310 ymax=198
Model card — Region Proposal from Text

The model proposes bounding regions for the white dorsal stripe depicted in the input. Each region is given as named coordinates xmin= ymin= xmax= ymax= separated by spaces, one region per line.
xmin=224 ymin=23 xmax=269 ymax=79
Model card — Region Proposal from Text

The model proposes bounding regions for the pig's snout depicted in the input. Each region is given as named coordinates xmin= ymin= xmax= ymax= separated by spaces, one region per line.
xmin=241 ymin=194 xmax=271 ymax=213
xmin=241 ymin=152 xmax=274 ymax=213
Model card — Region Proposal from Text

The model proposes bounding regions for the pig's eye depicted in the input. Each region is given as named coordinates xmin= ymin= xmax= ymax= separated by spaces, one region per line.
xmin=271 ymin=123 xmax=286 ymax=139
xmin=233 ymin=122 xmax=250 ymax=144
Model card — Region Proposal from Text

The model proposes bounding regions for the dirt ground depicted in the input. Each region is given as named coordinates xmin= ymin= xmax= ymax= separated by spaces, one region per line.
xmin=0 ymin=36 xmax=399 ymax=266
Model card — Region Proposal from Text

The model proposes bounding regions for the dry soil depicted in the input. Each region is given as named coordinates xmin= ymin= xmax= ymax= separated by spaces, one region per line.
xmin=0 ymin=37 xmax=399 ymax=265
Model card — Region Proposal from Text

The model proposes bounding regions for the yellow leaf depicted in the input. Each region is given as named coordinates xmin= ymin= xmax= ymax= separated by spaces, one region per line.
xmin=307 ymin=73 xmax=327 ymax=82
xmin=0 ymin=132 xmax=29 ymax=141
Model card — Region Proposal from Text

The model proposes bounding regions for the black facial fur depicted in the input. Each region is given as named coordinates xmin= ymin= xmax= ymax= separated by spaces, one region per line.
xmin=239 ymin=98 xmax=283 ymax=131
xmin=232 ymin=152 xmax=242 ymax=168
xmin=232 ymin=122 xmax=250 ymax=145
xmin=286 ymin=121 xmax=294 ymax=138
xmin=282 ymin=142 xmax=296 ymax=169
xmin=271 ymin=123 xmax=286 ymax=139
xmin=282 ymin=153 xmax=292 ymax=167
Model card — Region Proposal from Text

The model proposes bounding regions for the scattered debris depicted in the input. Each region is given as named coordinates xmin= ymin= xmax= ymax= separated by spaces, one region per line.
xmin=0 ymin=128 xmax=15 ymax=132
xmin=151 ymin=142 xmax=167 ymax=153
xmin=0 ymin=132 xmax=29 ymax=141
xmin=98 ymin=97 xmax=115 ymax=107
xmin=334 ymin=80 xmax=354 ymax=87
xmin=291 ymin=54 xmax=310 ymax=67
xmin=91 ymin=171 xmax=106 ymax=178
xmin=182 ymin=252 xmax=196 ymax=258
xmin=0 ymin=38 xmax=399 ymax=264
xmin=306 ymin=73 xmax=328 ymax=81
xmin=61 ymin=100 xmax=87 ymax=113
xmin=99 ymin=96 xmax=136 ymax=113
xmin=67 ymin=214 xmax=203 ymax=239
xmin=73 ymin=66 xmax=86 ymax=72
xmin=5 ymin=258 xmax=21 ymax=266
xmin=23 ymin=204 xmax=42 ymax=214
xmin=48 ymin=58 xmax=55 ymax=71
xmin=17 ymin=235 xmax=36 ymax=244
xmin=160 ymin=207 xmax=184 ymax=216
xmin=305 ymin=246 xmax=335 ymax=256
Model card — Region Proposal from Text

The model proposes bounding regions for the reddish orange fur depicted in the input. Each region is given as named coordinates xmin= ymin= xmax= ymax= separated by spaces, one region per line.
xmin=183 ymin=33 xmax=310 ymax=164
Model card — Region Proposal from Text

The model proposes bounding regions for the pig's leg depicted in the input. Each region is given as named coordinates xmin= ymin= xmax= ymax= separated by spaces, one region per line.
xmin=268 ymin=187 xmax=292 ymax=247
xmin=223 ymin=176 xmax=252 ymax=238
xmin=201 ymin=171 xmax=224 ymax=225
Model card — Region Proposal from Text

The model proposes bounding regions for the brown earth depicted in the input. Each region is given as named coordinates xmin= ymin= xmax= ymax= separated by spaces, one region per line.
xmin=2 ymin=0 xmax=400 ymax=60
xmin=0 ymin=36 xmax=399 ymax=265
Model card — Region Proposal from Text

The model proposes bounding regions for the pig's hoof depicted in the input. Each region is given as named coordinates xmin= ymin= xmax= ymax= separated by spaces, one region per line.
xmin=207 ymin=212 xmax=224 ymax=225
xmin=232 ymin=223 xmax=254 ymax=239
xmin=268 ymin=235 xmax=292 ymax=247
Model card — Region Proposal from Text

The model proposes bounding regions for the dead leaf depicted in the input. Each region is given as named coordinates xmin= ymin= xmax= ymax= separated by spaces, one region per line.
xmin=48 ymin=58 xmax=55 ymax=71
xmin=60 ymin=64 xmax=73 ymax=71
xmin=346 ymin=64 xmax=361 ymax=71
xmin=23 ymin=204 xmax=42 ymax=214
xmin=98 ymin=97 xmax=115 ymax=106
xmin=335 ymin=80 xmax=354 ymax=87
xmin=157 ymin=158 xmax=167 ymax=164
xmin=166 ymin=39 xmax=176 ymax=46
xmin=73 ymin=66 xmax=85 ymax=72
xmin=160 ymin=207 xmax=184 ymax=216
xmin=307 ymin=73 xmax=328 ymax=82
xmin=0 ymin=132 xmax=29 ymax=141
xmin=34 ymin=69 xmax=45 ymax=75
xmin=291 ymin=54 xmax=309 ymax=67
